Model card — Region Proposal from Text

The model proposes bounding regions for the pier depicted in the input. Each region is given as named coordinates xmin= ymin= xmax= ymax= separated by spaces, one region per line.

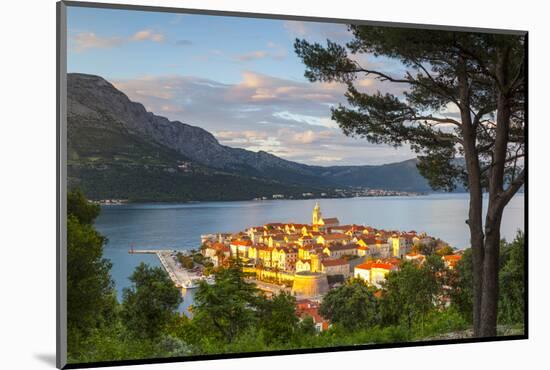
xmin=128 ymin=248 xmax=206 ymax=290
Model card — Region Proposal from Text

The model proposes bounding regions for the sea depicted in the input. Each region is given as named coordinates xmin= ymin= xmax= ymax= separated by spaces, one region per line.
xmin=94 ymin=193 xmax=525 ymax=311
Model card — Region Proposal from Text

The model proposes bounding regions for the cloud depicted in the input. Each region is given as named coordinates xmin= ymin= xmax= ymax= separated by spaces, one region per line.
xmin=234 ymin=50 xmax=286 ymax=62
xmin=234 ymin=50 xmax=269 ymax=61
xmin=131 ymin=29 xmax=165 ymax=42
xmin=232 ymin=46 xmax=288 ymax=62
xmin=112 ymin=72 xmax=416 ymax=166
xmin=215 ymin=130 xmax=284 ymax=155
xmin=311 ymin=155 xmax=344 ymax=162
xmin=273 ymin=111 xmax=338 ymax=128
xmin=227 ymin=71 xmax=347 ymax=105
xmin=71 ymin=29 xmax=165 ymax=52
xmin=160 ymin=104 xmax=185 ymax=114
xmin=72 ymin=32 xmax=125 ymax=52
xmin=215 ymin=130 xmax=268 ymax=141
xmin=287 ymin=129 xmax=335 ymax=144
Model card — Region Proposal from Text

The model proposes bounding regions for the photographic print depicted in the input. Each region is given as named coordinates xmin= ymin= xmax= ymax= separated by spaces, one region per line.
xmin=58 ymin=1 xmax=527 ymax=368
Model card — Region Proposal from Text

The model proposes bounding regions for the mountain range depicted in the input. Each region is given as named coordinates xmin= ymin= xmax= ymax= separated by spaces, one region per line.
xmin=67 ymin=73 xmax=432 ymax=202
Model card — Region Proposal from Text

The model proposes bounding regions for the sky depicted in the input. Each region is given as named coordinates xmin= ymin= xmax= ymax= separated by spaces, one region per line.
xmin=67 ymin=6 xmax=417 ymax=166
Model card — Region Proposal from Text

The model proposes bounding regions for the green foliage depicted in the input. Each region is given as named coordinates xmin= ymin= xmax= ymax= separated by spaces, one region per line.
xmin=67 ymin=190 xmax=116 ymax=357
xmin=257 ymin=292 xmax=299 ymax=344
xmin=70 ymin=163 xmax=323 ymax=203
xmin=190 ymin=263 xmax=262 ymax=344
xmin=498 ymin=231 xmax=525 ymax=325
xmin=121 ymin=263 xmax=182 ymax=340
xmin=68 ymin=321 xmax=191 ymax=364
xmin=416 ymin=239 xmax=438 ymax=255
xmin=436 ymin=245 xmax=454 ymax=256
xmin=449 ymin=231 xmax=525 ymax=326
xmin=413 ymin=308 xmax=469 ymax=339
xmin=417 ymin=149 xmax=464 ymax=192
xmin=68 ymin=188 xmax=100 ymax=224
xmin=424 ymin=254 xmax=445 ymax=274
xmin=319 ymin=278 xmax=379 ymax=330
xmin=297 ymin=316 xmax=317 ymax=336
xmin=380 ymin=261 xmax=439 ymax=332
xmin=449 ymin=249 xmax=474 ymax=323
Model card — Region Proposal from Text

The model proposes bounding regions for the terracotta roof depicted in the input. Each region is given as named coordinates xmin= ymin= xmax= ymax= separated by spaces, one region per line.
xmin=210 ymin=243 xmax=230 ymax=252
xmin=406 ymin=252 xmax=425 ymax=260
xmin=372 ymin=262 xmax=394 ymax=270
xmin=321 ymin=233 xmax=348 ymax=240
xmin=325 ymin=243 xmax=356 ymax=251
xmin=321 ymin=258 xmax=349 ymax=267
xmin=322 ymin=217 xmax=340 ymax=224
xmin=231 ymin=240 xmax=252 ymax=246
xmin=358 ymin=237 xmax=386 ymax=245
xmin=355 ymin=262 xmax=374 ymax=270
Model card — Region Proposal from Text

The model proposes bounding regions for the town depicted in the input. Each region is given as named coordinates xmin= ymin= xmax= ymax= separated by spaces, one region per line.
xmin=253 ymin=187 xmax=422 ymax=201
xmin=199 ymin=203 xmax=463 ymax=331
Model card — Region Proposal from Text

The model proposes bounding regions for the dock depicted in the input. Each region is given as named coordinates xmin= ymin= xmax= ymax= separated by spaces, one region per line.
xmin=128 ymin=248 xmax=207 ymax=289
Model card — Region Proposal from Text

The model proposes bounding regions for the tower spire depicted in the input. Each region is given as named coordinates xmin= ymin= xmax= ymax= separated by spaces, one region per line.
xmin=312 ymin=202 xmax=322 ymax=225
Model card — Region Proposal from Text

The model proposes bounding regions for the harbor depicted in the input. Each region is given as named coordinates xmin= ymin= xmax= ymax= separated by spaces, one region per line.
xmin=129 ymin=248 xmax=213 ymax=290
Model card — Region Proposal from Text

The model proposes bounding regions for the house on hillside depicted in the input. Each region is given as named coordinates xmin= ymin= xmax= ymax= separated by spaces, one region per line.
xmin=322 ymin=243 xmax=357 ymax=258
xmin=320 ymin=258 xmax=350 ymax=278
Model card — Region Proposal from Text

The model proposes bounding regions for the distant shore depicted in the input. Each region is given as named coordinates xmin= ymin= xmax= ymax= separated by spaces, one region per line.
xmin=92 ymin=190 xmax=434 ymax=205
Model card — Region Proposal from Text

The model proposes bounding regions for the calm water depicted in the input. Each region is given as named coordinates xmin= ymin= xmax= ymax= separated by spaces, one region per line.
xmin=95 ymin=193 xmax=525 ymax=307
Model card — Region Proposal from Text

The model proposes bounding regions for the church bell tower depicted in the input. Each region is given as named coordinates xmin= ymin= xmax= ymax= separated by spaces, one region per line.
xmin=312 ymin=202 xmax=322 ymax=226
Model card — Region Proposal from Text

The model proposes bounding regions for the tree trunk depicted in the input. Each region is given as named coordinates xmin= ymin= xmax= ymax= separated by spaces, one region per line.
xmin=480 ymin=205 xmax=503 ymax=337
xmin=456 ymin=55 xmax=485 ymax=336
xmin=478 ymin=46 xmax=512 ymax=337
xmin=466 ymin=150 xmax=485 ymax=337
